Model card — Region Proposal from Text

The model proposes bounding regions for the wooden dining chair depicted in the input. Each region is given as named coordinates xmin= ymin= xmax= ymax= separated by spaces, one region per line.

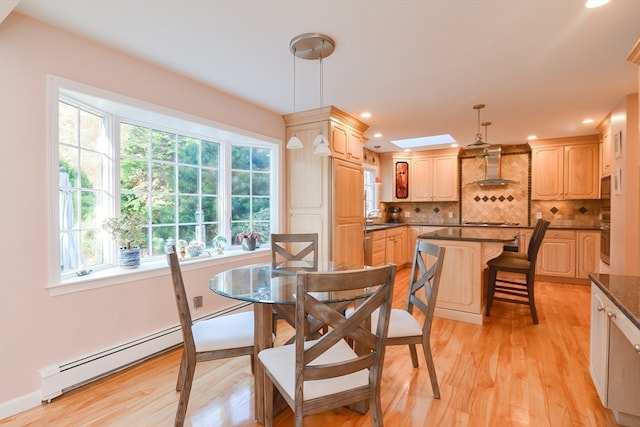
xmin=166 ymin=248 xmax=254 ymax=427
xmin=485 ymin=219 xmax=550 ymax=324
xmin=351 ymin=240 xmax=446 ymax=399
xmin=270 ymin=233 xmax=318 ymax=270
xmin=258 ymin=264 xmax=397 ymax=427
xmin=271 ymin=233 xmax=319 ymax=335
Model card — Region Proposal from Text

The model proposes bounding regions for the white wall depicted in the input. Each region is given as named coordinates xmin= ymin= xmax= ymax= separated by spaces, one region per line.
xmin=0 ymin=12 xmax=281 ymax=413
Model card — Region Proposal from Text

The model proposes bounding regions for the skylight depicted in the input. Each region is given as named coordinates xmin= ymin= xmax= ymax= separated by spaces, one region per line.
xmin=390 ymin=134 xmax=456 ymax=149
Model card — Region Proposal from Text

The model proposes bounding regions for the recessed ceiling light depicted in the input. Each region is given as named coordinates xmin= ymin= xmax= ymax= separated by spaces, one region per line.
xmin=582 ymin=118 xmax=594 ymax=124
xmin=451 ymin=143 xmax=459 ymax=148
xmin=373 ymin=132 xmax=382 ymax=138
xmin=391 ymin=134 xmax=456 ymax=149
xmin=527 ymin=135 xmax=537 ymax=141
xmin=585 ymin=0 xmax=610 ymax=8
xmin=361 ymin=112 xmax=372 ymax=118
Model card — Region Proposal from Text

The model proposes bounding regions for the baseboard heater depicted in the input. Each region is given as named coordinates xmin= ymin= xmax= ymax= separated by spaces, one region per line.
xmin=39 ymin=303 xmax=251 ymax=402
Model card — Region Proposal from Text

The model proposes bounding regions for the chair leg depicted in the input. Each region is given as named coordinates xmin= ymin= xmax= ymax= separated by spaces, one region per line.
xmin=176 ymin=348 xmax=187 ymax=391
xmin=369 ymin=390 xmax=384 ymax=426
xmin=174 ymin=357 xmax=195 ymax=427
xmin=422 ymin=337 xmax=440 ymax=399
xmin=527 ymin=272 xmax=539 ymax=324
xmin=408 ymin=344 xmax=419 ymax=368
xmin=486 ymin=267 xmax=497 ymax=316
xmin=264 ymin=372 xmax=274 ymax=427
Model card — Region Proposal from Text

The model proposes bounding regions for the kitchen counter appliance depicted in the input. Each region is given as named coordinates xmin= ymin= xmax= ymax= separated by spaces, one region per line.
xmin=388 ymin=206 xmax=402 ymax=223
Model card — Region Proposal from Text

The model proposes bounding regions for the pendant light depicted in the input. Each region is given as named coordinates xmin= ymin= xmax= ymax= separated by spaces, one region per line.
xmin=285 ymin=45 xmax=303 ymax=149
xmin=286 ymin=33 xmax=335 ymax=155
xmin=312 ymin=42 xmax=331 ymax=156
xmin=466 ymin=104 xmax=491 ymax=148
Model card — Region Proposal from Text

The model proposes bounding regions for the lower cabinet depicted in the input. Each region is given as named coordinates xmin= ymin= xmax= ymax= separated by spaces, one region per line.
xmin=385 ymin=227 xmax=408 ymax=267
xmin=534 ymin=229 xmax=600 ymax=282
xmin=589 ymin=283 xmax=640 ymax=424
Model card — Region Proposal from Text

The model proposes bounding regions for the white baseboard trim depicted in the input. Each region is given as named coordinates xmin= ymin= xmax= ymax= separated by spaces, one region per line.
xmin=0 ymin=303 xmax=251 ymax=420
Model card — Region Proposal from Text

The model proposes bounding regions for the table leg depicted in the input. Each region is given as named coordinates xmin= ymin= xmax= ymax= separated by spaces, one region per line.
xmin=254 ymin=303 xmax=273 ymax=424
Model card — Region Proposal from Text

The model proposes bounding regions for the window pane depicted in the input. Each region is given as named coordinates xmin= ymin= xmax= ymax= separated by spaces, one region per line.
xmin=121 ymin=159 xmax=148 ymax=191
xmin=232 ymin=171 xmax=250 ymax=195
xmin=201 ymin=168 xmax=217 ymax=195
xmin=231 ymin=196 xmax=250 ymax=220
xmin=252 ymin=147 xmax=271 ymax=171
xmin=252 ymin=172 xmax=270 ymax=196
xmin=202 ymin=196 xmax=217 ymax=222
xmin=178 ymin=165 xmax=198 ymax=194
xmin=151 ymin=194 xmax=175 ymax=224
xmin=178 ymin=195 xmax=198 ymax=223
xmin=202 ymin=140 xmax=219 ymax=167
xmin=121 ymin=123 xmax=149 ymax=158
xmin=80 ymin=110 xmax=102 ymax=150
xmin=151 ymin=163 xmax=175 ymax=192
xmin=178 ymin=135 xmax=199 ymax=165
xmin=151 ymin=130 xmax=175 ymax=162
xmin=59 ymin=102 xmax=79 ymax=146
xmin=232 ymin=145 xmax=250 ymax=169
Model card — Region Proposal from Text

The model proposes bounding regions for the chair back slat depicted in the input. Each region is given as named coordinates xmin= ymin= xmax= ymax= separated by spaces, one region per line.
xmin=527 ymin=219 xmax=550 ymax=263
xmin=271 ymin=233 xmax=319 ymax=270
xmin=295 ymin=264 xmax=396 ymax=389
xmin=406 ymin=240 xmax=446 ymax=324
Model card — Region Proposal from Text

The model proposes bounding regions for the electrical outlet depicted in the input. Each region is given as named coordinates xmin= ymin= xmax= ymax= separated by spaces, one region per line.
xmin=536 ymin=212 xmax=542 ymax=220
xmin=193 ymin=296 xmax=203 ymax=311
xmin=404 ymin=211 xmax=410 ymax=218
xmin=448 ymin=212 xmax=453 ymax=219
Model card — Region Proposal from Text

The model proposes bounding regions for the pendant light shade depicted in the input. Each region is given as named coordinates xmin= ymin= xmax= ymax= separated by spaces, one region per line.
xmin=286 ymin=135 xmax=303 ymax=149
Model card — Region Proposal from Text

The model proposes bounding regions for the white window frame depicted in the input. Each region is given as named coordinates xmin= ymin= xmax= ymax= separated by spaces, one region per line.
xmin=47 ymin=75 xmax=280 ymax=294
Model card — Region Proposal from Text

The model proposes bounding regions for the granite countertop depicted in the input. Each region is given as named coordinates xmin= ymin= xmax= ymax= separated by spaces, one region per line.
xmin=365 ymin=222 xmax=601 ymax=232
xmin=417 ymin=227 xmax=519 ymax=243
xmin=588 ymin=273 xmax=640 ymax=330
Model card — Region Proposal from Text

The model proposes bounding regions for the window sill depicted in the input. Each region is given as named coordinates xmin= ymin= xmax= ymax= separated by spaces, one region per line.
xmin=47 ymin=247 xmax=270 ymax=296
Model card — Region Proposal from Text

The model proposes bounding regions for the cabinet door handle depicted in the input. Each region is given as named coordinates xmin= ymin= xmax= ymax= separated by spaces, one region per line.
xmin=607 ymin=311 xmax=616 ymax=319
xmin=597 ymin=306 xmax=605 ymax=312
xmin=634 ymin=344 xmax=640 ymax=353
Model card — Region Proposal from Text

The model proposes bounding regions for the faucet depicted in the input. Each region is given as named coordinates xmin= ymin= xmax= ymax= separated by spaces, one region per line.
xmin=367 ymin=209 xmax=381 ymax=218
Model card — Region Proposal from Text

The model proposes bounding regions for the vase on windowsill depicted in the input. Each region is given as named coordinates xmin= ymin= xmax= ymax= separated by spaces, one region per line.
xmin=236 ymin=231 xmax=261 ymax=251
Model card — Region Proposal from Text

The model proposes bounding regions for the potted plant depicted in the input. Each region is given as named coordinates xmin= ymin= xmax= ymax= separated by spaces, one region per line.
xmin=186 ymin=240 xmax=205 ymax=257
xmin=236 ymin=231 xmax=261 ymax=251
xmin=176 ymin=239 xmax=188 ymax=259
xmin=102 ymin=212 xmax=146 ymax=267
xmin=212 ymin=235 xmax=227 ymax=254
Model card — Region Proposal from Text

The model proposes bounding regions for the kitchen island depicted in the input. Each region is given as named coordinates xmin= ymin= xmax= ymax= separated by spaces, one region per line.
xmin=418 ymin=227 xmax=519 ymax=325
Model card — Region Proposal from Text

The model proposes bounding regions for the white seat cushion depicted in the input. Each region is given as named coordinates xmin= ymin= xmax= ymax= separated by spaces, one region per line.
xmin=258 ymin=339 xmax=370 ymax=401
xmin=192 ymin=311 xmax=254 ymax=351
xmin=347 ymin=307 xmax=423 ymax=338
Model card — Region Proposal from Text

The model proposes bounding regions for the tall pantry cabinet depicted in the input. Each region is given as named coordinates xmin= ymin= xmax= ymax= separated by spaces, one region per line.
xmin=283 ymin=106 xmax=369 ymax=265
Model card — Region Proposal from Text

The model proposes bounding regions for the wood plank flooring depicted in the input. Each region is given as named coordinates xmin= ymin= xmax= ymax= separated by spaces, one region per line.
xmin=0 ymin=268 xmax=621 ymax=426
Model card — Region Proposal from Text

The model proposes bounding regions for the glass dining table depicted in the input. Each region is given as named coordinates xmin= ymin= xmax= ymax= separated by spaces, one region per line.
xmin=209 ymin=260 xmax=376 ymax=423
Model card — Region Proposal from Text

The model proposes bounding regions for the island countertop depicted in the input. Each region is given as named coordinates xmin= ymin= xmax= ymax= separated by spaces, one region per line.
xmin=418 ymin=226 xmax=519 ymax=243
xmin=588 ymin=273 xmax=640 ymax=329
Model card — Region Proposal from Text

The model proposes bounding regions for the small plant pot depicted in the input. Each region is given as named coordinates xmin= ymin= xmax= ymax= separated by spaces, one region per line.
xmin=119 ymin=248 xmax=141 ymax=268
xmin=241 ymin=237 xmax=257 ymax=251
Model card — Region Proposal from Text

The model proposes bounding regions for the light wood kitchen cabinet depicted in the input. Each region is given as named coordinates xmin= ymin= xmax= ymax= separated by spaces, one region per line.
xmin=330 ymin=121 xmax=364 ymax=163
xmin=284 ymin=106 xmax=369 ymax=265
xmin=379 ymin=148 xmax=458 ymax=202
xmin=577 ymin=231 xmax=600 ymax=279
xmin=385 ymin=226 xmax=408 ymax=267
xmin=537 ymin=229 xmax=576 ymax=277
xmin=410 ymin=154 xmax=458 ymax=201
xmin=370 ymin=230 xmax=387 ymax=267
xmin=598 ymin=115 xmax=611 ymax=178
xmin=530 ymin=136 xmax=599 ymax=200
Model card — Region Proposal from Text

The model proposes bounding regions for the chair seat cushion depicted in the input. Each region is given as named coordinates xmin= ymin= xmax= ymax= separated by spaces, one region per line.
xmin=500 ymin=251 xmax=528 ymax=260
xmin=258 ymin=338 xmax=369 ymax=401
xmin=192 ymin=311 xmax=254 ymax=351
xmin=346 ymin=307 xmax=422 ymax=338
xmin=487 ymin=254 xmax=531 ymax=270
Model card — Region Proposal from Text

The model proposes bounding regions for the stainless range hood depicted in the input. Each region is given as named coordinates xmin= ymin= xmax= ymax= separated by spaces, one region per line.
xmin=474 ymin=145 xmax=518 ymax=187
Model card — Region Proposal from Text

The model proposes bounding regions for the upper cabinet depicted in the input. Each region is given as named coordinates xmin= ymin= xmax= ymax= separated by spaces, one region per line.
xmin=530 ymin=136 xmax=600 ymax=200
xmin=598 ymin=115 xmax=611 ymax=178
xmin=330 ymin=121 xmax=364 ymax=163
xmin=380 ymin=149 xmax=459 ymax=202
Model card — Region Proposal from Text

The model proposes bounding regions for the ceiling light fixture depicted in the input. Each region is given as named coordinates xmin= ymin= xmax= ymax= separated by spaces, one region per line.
xmin=286 ymin=33 xmax=335 ymax=156
xmin=466 ymin=104 xmax=491 ymax=149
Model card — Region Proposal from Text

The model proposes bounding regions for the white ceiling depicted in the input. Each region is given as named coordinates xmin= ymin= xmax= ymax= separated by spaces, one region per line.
xmin=11 ymin=0 xmax=640 ymax=152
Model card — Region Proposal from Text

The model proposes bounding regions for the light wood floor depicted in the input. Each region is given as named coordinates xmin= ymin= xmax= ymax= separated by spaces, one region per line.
xmin=1 ymin=269 xmax=621 ymax=426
